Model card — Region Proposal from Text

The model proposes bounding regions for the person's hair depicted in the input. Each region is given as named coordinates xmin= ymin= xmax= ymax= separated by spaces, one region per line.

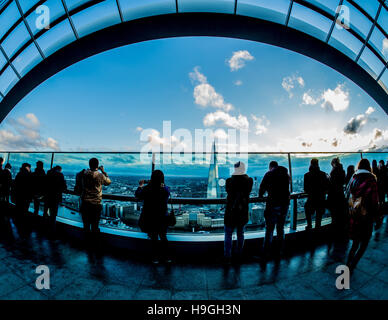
xmin=22 ymin=163 xmax=31 ymax=170
xmin=379 ymin=160 xmax=385 ymax=166
xmin=5 ymin=163 xmax=11 ymax=170
xmin=310 ymin=158 xmax=319 ymax=167
xmin=150 ymin=170 xmax=164 ymax=188
xmin=331 ymin=157 xmax=340 ymax=167
xmin=357 ymin=159 xmax=371 ymax=172
xmin=269 ymin=161 xmax=278 ymax=169
xmin=346 ymin=165 xmax=355 ymax=175
xmin=54 ymin=165 xmax=62 ymax=172
xmin=89 ymin=158 xmax=99 ymax=170
xmin=36 ymin=161 xmax=43 ymax=169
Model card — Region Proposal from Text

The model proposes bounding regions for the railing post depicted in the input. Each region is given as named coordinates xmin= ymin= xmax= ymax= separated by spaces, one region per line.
xmin=288 ymin=153 xmax=297 ymax=231
xmin=50 ymin=152 xmax=54 ymax=169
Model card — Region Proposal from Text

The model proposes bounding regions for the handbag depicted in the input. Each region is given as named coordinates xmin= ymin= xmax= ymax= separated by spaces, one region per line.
xmin=167 ymin=199 xmax=176 ymax=227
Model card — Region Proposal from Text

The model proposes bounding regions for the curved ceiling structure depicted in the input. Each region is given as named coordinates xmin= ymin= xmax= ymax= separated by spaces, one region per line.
xmin=0 ymin=0 xmax=387 ymax=123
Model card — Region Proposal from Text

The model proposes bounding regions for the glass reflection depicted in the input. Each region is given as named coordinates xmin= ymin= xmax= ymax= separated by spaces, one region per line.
xmin=236 ymin=0 xmax=291 ymax=25
xmin=288 ymin=3 xmax=332 ymax=42
xmin=2 ymin=21 xmax=31 ymax=59
xmin=178 ymin=0 xmax=235 ymax=14
xmin=328 ymin=24 xmax=363 ymax=60
xmin=36 ymin=18 xmax=76 ymax=57
xmin=13 ymin=42 xmax=42 ymax=76
xmin=0 ymin=65 xmax=18 ymax=95
xmin=0 ymin=1 xmax=20 ymax=40
xmin=71 ymin=0 xmax=121 ymax=38
xmin=119 ymin=0 xmax=176 ymax=21
xmin=358 ymin=46 xmax=386 ymax=80
xmin=302 ymin=0 xmax=340 ymax=15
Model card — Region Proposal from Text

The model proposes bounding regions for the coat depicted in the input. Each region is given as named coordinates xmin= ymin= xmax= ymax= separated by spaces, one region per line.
xmin=346 ymin=170 xmax=379 ymax=240
xmin=304 ymin=166 xmax=329 ymax=207
xmin=45 ymin=169 xmax=67 ymax=204
xmin=136 ymin=184 xmax=170 ymax=234
xmin=224 ymin=174 xmax=253 ymax=228
xmin=259 ymin=166 xmax=290 ymax=209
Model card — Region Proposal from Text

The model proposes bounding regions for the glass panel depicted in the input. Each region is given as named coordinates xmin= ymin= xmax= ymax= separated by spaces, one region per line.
xmin=328 ymin=24 xmax=364 ymax=60
xmin=369 ymin=25 xmax=388 ymax=62
xmin=25 ymin=0 xmax=66 ymax=35
xmin=0 ymin=94 xmax=2 ymax=102
xmin=36 ymin=18 xmax=76 ymax=57
xmin=361 ymin=152 xmax=388 ymax=164
xmin=2 ymin=21 xmax=31 ymax=58
xmin=377 ymin=6 xmax=387 ymax=32
xmin=13 ymin=42 xmax=42 ymax=76
xmin=302 ymin=0 xmax=340 ymax=15
xmin=343 ymin=0 xmax=373 ymax=39
xmin=378 ymin=67 xmax=388 ymax=94
xmin=0 ymin=1 xmax=21 ymax=39
xmin=352 ymin=0 xmax=380 ymax=19
xmin=358 ymin=46 xmax=385 ymax=79
xmin=288 ymin=3 xmax=333 ymax=42
xmin=0 ymin=65 xmax=18 ymax=95
xmin=178 ymin=0 xmax=235 ymax=14
xmin=0 ymin=50 xmax=6 ymax=70
xmin=8 ymin=153 xmax=53 ymax=178
xmin=120 ymin=0 xmax=176 ymax=21
xmin=64 ymin=0 xmax=90 ymax=12
xmin=236 ymin=0 xmax=290 ymax=25
xmin=18 ymin=0 xmax=41 ymax=14
xmin=71 ymin=0 xmax=121 ymax=38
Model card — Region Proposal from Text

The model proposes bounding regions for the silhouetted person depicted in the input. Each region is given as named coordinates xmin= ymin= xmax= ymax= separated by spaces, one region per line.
xmin=224 ymin=161 xmax=253 ymax=264
xmin=259 ymin=161 xmax=290 ymax=258
xmin=14 ymin=163 xmax=33 ymax=221
xmin=32 ymin=161 xmax=46 ymax=215
xmin=45 ymin=166 xmax=67 ymax=232
xmin=346 ymin=159 xmax=381 ymax=273
xmin=372 ymin=159 xmax=378 ymax=176
xmin=80 ymin=158 xmax=111 ymax=244
xmin=376 ymin=160 xmax=387 ymax=205
xmin=345 ymin=165 xmax=355 ymax=187
xmin=304 ymin=158 xmax=329 ymax=229
xmin=0 ymin=157 xmax=3 ymax=171
xmin=0 ymin=163 xmax=12 ymax=204
xmin=327 ymin=157 xmax=346 ymax=236
xmin=136 ymin=170 xmax=171 ymax=264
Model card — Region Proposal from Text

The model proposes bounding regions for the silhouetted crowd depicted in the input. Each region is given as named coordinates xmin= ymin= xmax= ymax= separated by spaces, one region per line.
xmin=0 ymin=156 xmax=387 ymax=271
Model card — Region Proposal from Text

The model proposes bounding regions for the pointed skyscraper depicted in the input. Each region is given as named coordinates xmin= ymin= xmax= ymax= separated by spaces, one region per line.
xmin=207 ymin=141 xmax=220 ymax=198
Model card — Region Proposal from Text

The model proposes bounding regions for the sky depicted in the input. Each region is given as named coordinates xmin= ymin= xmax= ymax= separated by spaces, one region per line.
xmin=0 ymin=36 xmax=388 ymax=153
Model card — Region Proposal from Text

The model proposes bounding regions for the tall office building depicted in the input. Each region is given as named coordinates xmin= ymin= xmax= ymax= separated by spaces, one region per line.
xmin=207 ymin=141 xmax=220 ymax=199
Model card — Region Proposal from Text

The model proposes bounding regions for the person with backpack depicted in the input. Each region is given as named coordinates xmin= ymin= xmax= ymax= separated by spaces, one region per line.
xmin=224 ymin=161 xmax=253 ymax=264
xmin=135 ymin=170 xmax=171 ymax=264
xmin=345 ymin=159 xmax=381 ymax=273
xmin=259 ymin=161 xmax=290 ymax=258
xmin=79 ymin=158 xmax=111 ymax=244
xmin=304 ymin=158 xmax=329 ymax=229
xmin=14 ymin=163 xmax=33 ymax=224
xmin=0 ymin=163 xmax=12 ymax=204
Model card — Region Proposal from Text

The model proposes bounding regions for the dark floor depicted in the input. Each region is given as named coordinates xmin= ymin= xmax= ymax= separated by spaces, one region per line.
xmin=0 ymin=211 xmax=387 ymax=300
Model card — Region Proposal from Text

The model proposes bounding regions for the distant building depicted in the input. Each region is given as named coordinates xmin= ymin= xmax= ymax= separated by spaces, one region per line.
xmin=207 ymin=141 xmax=220 ymax=199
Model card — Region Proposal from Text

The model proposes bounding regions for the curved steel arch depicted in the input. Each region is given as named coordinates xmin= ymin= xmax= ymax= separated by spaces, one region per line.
xmin=0 ymin=10 xmax=387 ymax=122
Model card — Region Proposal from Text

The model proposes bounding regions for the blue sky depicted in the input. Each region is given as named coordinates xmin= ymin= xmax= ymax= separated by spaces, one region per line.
xmin=0 ymin=36 xmax=387 ymax=152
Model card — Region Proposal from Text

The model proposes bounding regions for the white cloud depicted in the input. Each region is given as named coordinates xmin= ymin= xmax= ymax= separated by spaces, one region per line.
xmin=251 ymin=115 xmax=270 ymax=135
xmin=343 ymin=107 xmax=376 ymax=135
xmin=0 ymin=113 xmax=60 ymax=151
xmin=302 ymin=92 xmax=320 ymax=105
xmin=282 ymin=75 xmax=305 ymax=98
xmin=136 ymin=126 xmax=143 ymax=132
xmin=190 ymin=67 xmax=234 ymax=112
xmin=203 ymin=110 xmax=249 ymax=130
xmin=234 ymin=80 xmax=243 ymax=86
xmin=228 ymin=50 xmax=254 ymax=71
xmin=321 ymin=84 xmax=349 ymax=112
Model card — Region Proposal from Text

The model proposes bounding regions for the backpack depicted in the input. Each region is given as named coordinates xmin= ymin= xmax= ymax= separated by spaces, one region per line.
xmin=348 ymin=193 xmax=367 ymax=217
xmin=74 ymin=169 xmax=86 ymax=196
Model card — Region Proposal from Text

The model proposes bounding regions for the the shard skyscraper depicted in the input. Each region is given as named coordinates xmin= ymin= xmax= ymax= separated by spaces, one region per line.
xmin=207 ymin=141 xmax=220 ymax=198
